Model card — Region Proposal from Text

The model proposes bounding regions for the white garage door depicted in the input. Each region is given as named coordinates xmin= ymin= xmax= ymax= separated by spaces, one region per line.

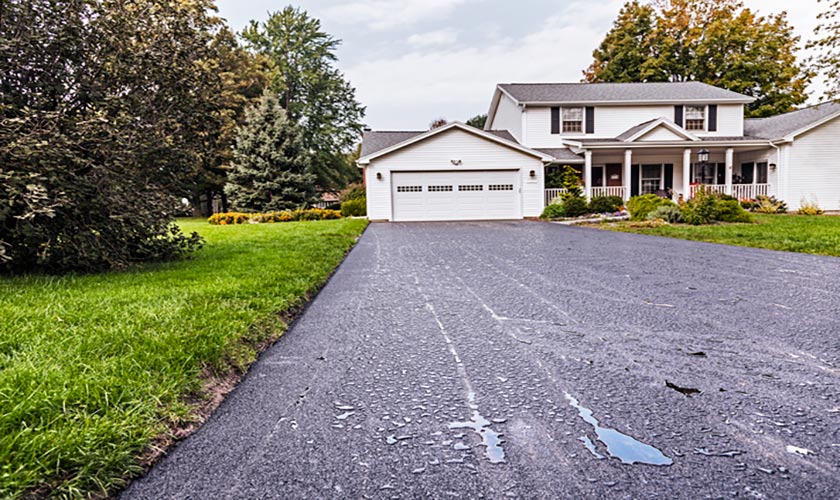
xmin=391 ymin=171 xmax=521 ymax=221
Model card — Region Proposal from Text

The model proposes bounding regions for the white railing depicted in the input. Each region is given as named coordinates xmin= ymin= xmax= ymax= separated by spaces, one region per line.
xmin=545 ymin=188 xmax=567 ymax=205
xmin=732 ymin=183 xmax=770 ymax=200
xmin=690 ymin=184 xmax=728 ymax=197
xmin=591 ymin=186 xmax=626 ymax=199
xmin=689 ymin=184 xmax=771 ymax=199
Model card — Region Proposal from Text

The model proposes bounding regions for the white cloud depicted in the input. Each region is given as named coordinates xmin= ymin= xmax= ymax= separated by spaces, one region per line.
xmin=406 ymin=29 xmax=459 ymax=48
xmin=323 ymin=0 xmax=468 ymax=31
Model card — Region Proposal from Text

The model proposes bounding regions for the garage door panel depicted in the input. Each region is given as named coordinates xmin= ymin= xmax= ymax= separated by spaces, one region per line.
xmin=392 ymin=171 xmax=521 ymax=221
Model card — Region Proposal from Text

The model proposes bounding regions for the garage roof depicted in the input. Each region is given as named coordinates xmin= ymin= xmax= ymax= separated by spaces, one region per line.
xmin=744 ymin=102 xmax=840 ymax=140
xmin=357 ymin=122 xmax=553 ymax=164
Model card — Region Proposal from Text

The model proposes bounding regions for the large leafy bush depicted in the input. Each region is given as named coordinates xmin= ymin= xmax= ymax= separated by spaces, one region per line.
xmin=626 ymin=195 xmax=675 ymax=221
xmin=588 ymin=195 xmax=624 ymax=214
xmin=0 ymin=0 xmax=216 ymax=273
xmin=680 ymin=187 xmax=752 ymax=225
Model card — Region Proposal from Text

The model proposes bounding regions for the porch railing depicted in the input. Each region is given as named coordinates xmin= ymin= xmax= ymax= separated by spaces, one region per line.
xmin=545 ymin=188 xmax=567 ymax=205
xmin=689 ymin=184 xmax=770 ymax=199
xmin=591 ymin=186 xmax=626 ymax=199
xmin=732 ymin=183 xmax=770 ymax=200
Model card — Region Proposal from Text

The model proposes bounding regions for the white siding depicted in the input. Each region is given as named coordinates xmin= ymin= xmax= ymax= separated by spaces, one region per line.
xmin=786 ymin=117 xmax=840 ymax=211
xmin=523 ymin=104 xmax=744 ymax=147
xmin=696 ymin=104 xmax=743 ymax=138
xmin=489 ymin=93 xmax=523 ymax=141
xmin=637 ymin=126 xmax=687 ymax=141
xmin=365 ymin=128 xmax=545 ymax=220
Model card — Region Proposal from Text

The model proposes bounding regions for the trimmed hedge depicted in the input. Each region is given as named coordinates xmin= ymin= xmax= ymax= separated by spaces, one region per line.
xmin=208 ymin=209 xmax=342 ymax=225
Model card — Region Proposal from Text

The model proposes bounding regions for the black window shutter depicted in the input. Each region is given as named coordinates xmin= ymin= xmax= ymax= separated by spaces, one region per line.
xmin=674 ymin=105 xmax=684 ymax=127
xmin=708 ymin=105 xmax=718 ymax=131
xmin=585 ymin=107 xmax=595 ymax=134
xmin=664 ymin=164 xmax=674 ymax=191
xmin=551 ymin=107 xmax=560 ymax=134
xmin=631 ymin=165 xmax=640 ymax=197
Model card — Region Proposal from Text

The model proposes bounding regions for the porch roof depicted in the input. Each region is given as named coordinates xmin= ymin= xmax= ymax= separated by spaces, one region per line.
xmin=535 ymin=148 xmax=584 ymax=163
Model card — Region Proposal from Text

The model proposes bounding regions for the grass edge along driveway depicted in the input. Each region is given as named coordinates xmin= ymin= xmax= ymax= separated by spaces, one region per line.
xmin=594 ymin=214 xmax=840 ymax=257
xmin=0 ymin=218 xmax=368 ymax=498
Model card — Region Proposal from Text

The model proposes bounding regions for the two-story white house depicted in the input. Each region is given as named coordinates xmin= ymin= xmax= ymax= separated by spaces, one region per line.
xmin=358 ymin=82 xmax=840 ymax=221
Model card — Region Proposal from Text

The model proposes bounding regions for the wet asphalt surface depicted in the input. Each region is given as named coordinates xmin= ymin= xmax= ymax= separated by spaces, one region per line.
xmin=123 ymin=222 xmax=840 ymax=499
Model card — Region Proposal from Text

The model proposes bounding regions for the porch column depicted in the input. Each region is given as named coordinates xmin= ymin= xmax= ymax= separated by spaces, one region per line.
xmin=623 ymin=149 xmax=632 ymax=201
xmin=725 ymin=148 xmax=734 ymax=196
xmin=584 ymin=150 xmax=593 ymax=201
xmin=682 ymin=148 xmax=692 ymax=200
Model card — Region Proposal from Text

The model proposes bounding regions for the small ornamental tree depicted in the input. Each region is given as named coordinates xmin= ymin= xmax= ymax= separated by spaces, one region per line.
xmin=226 ymin=92 xmax=318 ymax=212
xmin=559 ymin=165 xmax=584 ymax=200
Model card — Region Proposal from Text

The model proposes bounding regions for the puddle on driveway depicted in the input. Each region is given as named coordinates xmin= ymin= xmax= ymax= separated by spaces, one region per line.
xmin=565 ymin=393 xmax=672 ymax=466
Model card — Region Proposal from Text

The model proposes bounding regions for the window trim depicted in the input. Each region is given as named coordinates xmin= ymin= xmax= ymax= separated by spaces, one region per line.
xmin=561 ymin=106 xmax=584 ymax=134
xmin=684 ymin=105 xmax=707 ymax=132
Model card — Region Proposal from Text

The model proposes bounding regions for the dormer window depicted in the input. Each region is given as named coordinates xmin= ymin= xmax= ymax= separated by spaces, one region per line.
xmin=685 ymin=106 xmax=706 ymax=131
xmin=562 ymin=107 xmax=584 ymax=133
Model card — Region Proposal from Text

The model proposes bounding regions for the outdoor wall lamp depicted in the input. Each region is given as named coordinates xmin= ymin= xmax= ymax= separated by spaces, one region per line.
xmin=376 ymin=172 xmax=382 ymax=180
xmin=451 ymin=159 xmax=462 ymax=166
xmin=529 ymin=170 xmax=536 ymax=177
xmin=770 ymin=163 xmax=777 ymax=171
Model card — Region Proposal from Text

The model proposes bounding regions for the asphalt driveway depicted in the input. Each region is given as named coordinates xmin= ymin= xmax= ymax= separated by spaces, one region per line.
xmin=123 ymin=222 xmax=840 ymax=499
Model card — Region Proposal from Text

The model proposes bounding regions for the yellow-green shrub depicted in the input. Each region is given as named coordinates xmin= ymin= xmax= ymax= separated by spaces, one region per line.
xmin=208 ymin=209 xmax=342 ymax=225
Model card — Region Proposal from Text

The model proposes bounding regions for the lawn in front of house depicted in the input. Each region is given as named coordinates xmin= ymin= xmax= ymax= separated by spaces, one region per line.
xmin=0 ymin=218 xmax=368 ymax=497
xmin=597 ymin=214 xmax=840 ymax=257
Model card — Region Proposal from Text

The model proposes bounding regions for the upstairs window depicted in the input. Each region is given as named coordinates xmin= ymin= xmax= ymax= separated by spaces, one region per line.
xmin=562 ymin=107 xmax=583 ymax=133
xmin=685 ymin=106 xmax=706 ymax=131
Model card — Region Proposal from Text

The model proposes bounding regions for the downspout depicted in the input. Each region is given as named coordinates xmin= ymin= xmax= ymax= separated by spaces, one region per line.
xmin=768 ymin=140 xmax=781 ymax=199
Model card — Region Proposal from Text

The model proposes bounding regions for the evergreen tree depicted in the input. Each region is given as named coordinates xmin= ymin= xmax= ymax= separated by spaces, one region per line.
xmin=466 ymin=114 xmax=487 ymax=129
xmin=241 ymin=7 xmax=365 ymax=192
xmin=809 ymin=0 xmax=840 ymax=99
xmin=585 ymin=0 xmax=810 ymax=117
xmin=226 ymin=92 xmax=317 ymax=211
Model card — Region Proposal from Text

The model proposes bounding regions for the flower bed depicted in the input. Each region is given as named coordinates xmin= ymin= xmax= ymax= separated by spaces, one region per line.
xmin=208 ymin=209 xmax=342 ymax=225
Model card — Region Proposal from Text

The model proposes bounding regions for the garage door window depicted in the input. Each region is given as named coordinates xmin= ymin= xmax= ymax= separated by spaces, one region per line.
xmin=428 ymin=185 xmax=453 ymax=192
xmin=489 ymin=184 xmax=514 ymax=191
xmin=397 ymin=186 xmax=422 ymax=192
xmin=459 ymin=185 xmax=483 ymax=191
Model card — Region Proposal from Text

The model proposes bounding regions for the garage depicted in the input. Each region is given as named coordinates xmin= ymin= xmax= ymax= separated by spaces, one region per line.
xmin=391 ymin=171 xmax=521 ymax=222
xmin=357 ymin=122 xmax=551 ymax=222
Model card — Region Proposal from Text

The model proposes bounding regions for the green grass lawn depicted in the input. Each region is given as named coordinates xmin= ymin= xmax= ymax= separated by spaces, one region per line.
xmin=598 ymin=214 xmax=840 ymax=257
xmin=0 ymin=218 xmax=368 ymax=497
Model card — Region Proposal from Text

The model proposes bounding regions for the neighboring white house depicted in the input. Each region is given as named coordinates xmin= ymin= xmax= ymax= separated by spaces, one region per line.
xmin=358 ymin=82 xmax=840 ymax=221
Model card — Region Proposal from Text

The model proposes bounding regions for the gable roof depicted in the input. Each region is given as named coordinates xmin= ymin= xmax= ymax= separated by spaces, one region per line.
xmin=534 ymin=148 xmax=584 ymax=163
xmin=497 ymin=82 xmax=755 ymax=105
xmin=617 ymin=117 xmax=700 ymax=142
xmin=357 ymin=122 xmax=552 ymax=164
xmin=744 ymin=102 xmax=840 ymax=141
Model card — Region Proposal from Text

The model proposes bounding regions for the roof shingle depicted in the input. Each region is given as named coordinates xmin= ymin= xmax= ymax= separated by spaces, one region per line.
xmin=744 ymin=102 xmax=840 ymax=139
xmin=499 ymin=82 xmax=754 ymax=104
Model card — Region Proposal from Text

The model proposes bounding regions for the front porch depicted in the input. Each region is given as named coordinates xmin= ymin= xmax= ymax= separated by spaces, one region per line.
xmin=544 ymin=146 xmax=776 ymax=205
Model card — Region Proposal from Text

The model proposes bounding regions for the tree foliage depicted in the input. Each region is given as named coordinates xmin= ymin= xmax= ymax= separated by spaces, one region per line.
xmin=0 ymin=0 xmax=223 ymax=273
xmin=241 ymin=7 xmax=365 ymax=192
xmin=466 ymin=114 xmax=487 ymax=129
xmin=809 ymin=0 xmax=840 ymax=100
xmin=226 ymin=92 xmax=318 ymax=212
xmin=429 ymin=117 xmax=448 ymax=129
xmin=585 ymin=0 xmax=810 ymax=117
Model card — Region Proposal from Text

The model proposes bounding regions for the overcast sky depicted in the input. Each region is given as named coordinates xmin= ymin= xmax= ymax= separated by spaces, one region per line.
xmin=216 ymin=0 xmax=826 ymax=130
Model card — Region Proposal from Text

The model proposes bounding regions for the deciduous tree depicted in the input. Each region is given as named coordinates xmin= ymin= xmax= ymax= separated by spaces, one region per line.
xmin=809 ymin=0 xmax=840 ymax=99
xmin=585 ymin=0 xmax=810 ymax=117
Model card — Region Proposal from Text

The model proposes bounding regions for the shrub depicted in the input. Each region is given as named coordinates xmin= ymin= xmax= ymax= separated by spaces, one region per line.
xmin=208 ymin=209 xmax=342 ymax=225
xmin=752 ymin=195 xmax=787 ymax=214
xmin=340 ymin=183 xmax=366 ymax=202
xmin=540 ymin=204 xmax=566 ymax=219
xmin=715 ymin=199 xmax=753 ymax=223
xmin=558 ymin=165 xmax=583 ymax=199
xmin=798 ymin=198 xmax=824 ymax=215
xmin=626 ymin=194 xmax=675 ymax=221
xmin=588 ymin=195 xmax=624 ymax=214
xmin=562 ymin=197 xmax=590 ymax=218
xmin=341 ymin=197 xmax=367 ymax=217
xmin=647 ymin=205 xmax=683 ymax=223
